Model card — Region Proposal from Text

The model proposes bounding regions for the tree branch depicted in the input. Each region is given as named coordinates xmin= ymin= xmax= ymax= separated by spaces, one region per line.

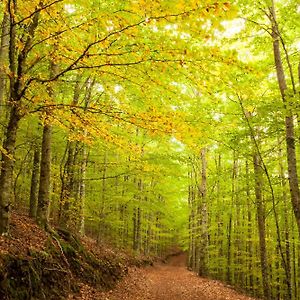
xmin=14 ymin=0 xmax=64 ymax=26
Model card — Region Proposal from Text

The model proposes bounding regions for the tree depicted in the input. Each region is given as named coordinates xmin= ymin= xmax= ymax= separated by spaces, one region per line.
xmin=268 ymin=0 xmax=300 ymax=238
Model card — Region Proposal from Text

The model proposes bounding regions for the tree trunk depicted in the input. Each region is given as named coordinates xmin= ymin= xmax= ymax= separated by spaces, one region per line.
xmin=188 ymin=170 xmax=197 ymax=270
xmin=0 ymin=11 xmax=10 ymax=114
xmin=188 ymin=176 xmax=194 ymax=269
xmin=226 ymin=152 xmax=237 ymax=284
xmin=253 ymin=153 xmax=270 ymax=299
xmin=0 ymin=2 xmax=19 ymax=235
xmin=278 ymin=142 xmax=292 ymax=299
xmin=59 ymin=141 xmax=76 ymax=228
xmin=78 ymin=144 xmax=87 ymax=235
xmin=198 ymin=148 xmax=208 ymax=277
xmin=234 ymin=158 xmax=242 ymax=286
xmin=59 ymin=76 xmax=82 ymax=229
xmin=36 ymin=124 xmax=52 ymax=229
xmin=0 ymin=0 xmax=40 ymax=234
xmin=36 ymin=58 xmax=57 ymax=229
xmin=270 ymin=1 xmax=300 ymax=237
xmin=292 ymin=236 xmax=298 ymax=298
xmin=29 ymin=146 xmax=40 ymax=218
xmin=133 ymin=207 xmax=141 ymax=252
xmin=245 ymin=160 xmax=254 ymax=291
xmin=216 ymin=154 xmax=225 ymax=280
xmin=133 ymin=178 xmax=143 ymax=252
xmin=0 ymin=106 xmax=20 ymax=234
xmin=96 ymin=151 xmax=108 ymax=243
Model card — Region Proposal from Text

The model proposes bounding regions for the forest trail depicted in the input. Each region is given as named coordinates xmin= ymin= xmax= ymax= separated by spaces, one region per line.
xmin=75 ymin=253 xmax=259 ymax=300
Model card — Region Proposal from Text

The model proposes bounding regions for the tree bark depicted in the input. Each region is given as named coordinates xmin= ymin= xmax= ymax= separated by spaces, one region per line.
xmin=245 ymin=160 xmax=254 ymax=291
xmin=59 ymin=141 xmax=76 ymax=228
xmin=0 ymin=10 xmax=10 ymax=113
xmin=133 ymin=178 xmax=143 ymax=252
xmin=253 ymin=153 xmax=270 ymax=299
xmin=96 ymin=151 xmax=108 ymax=243
xmin=59 ymin=76 xmax=93 ymax=231
xmin=226 ymin=152 xmax=237 ymax=284
xmin=0 ymin=106 xmax=20 ymax=234
xmin=278 ymin=142 xmax=292 ymax=299
xmin=269 ymin=1 xmax=300 ymax=237
xmin=188 ymin=169 xmax=197 ymax=270
xmin=78 ymin=144 xmax=87 ymax=235
xmin=36 ymin=56 xmax=57 ymax=229
xmin=0 ymin=1 xmax=40 ymax=234
xmin=29 ymin=146 xmax=40 ymax=218
xmin=36 ymin=124 xmax=52 ymax=229
xmin=198 ymin=148 xmax=208 ymax=277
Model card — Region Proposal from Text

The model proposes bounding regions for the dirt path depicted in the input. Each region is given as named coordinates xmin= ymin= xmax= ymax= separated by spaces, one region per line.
xmin=75 ymin=253 xmax=259 ymax=300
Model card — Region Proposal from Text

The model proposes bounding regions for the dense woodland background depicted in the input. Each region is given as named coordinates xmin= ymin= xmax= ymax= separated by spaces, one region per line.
xmin=0 ymin=0 xmax=300 ymax=299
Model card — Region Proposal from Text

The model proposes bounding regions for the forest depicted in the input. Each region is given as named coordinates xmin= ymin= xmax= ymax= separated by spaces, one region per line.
xmin=0 ymin=0 xmax=299 ymax=299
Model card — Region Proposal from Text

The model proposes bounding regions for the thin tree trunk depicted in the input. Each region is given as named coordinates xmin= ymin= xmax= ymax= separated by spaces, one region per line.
xmin=278 ymin=142 xmax=292 ymax=299
xmin=36 ymin=58 xmax=57 ymax=229
xmin=59 ymin=141 xmax=76 ymax=228
xmin=292 ymin=235 xmax=297 ymax=298
xmin=226 ymin=152 xmax=237 ymax=284
xmin=253 ymin=153 xmax=270 ymax=299
xmin=269 ymin=2 xmax=300 ymax=237
xmin=133 ymin=178 xmax=143 ymax=252
xmin=136 ymin=207 xmax=141 ymax=251
xmin=216 ymin=154 xmax=225 ymax=280
xmin=36 ymin=124 xmax=52 ymax=229
xmin=234 ymin=158 xmax=242 ymax=286
xmin=198 ymin=148 xmax=208 ymax=277
xmin=245 ymin=160 xmax=254 ymax=291
xmin=59 ymin=75 xmax=82 ymax=228
xmin=188 ymin=169 xmax=197 ymax=270
xmin=226 ymin=215 xmax=232 ymax=284
xmin=0 ymin=106 xmax=20 ymax=234
xmin=0 ymin=11 xmax=10 ymax=113
xmin=29 ymin=146 xmax=40 ymax=218
xmin=78 ymin=144 xmax=87 ymax=235
xmin=275 ymin=245 xmax=280 ymax=300
xmin=97 ymin=151 xmax=107 ymax=242
xmin=133 ymin=207 xmax=138 ymax=251
xmin=188 ymin=175 xmax=194 ymax=270
xmin=77 ymin=78 xmax=95 ymax=234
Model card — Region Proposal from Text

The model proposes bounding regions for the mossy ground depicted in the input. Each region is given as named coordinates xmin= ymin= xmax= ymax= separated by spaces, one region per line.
xmin=0 ymin=214 xmax=128 ymax=300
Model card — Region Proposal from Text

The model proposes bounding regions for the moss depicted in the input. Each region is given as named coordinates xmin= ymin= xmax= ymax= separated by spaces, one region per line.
xmin=0 ymin=252 xmax=75 ymax=300
xmin=60 ymin=240 xmax=77 ymax=257
xmin=0 ymin=229 xmax=126 ymax=299
xmin=56 ymin=228 xmax=84 ymax=252
xmin=53 ymin=229 xmax=125 ymax=289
